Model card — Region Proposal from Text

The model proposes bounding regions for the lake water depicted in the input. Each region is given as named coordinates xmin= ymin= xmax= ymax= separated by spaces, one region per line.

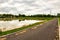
xmin=0 ymin=20 xmax=43 ymax=32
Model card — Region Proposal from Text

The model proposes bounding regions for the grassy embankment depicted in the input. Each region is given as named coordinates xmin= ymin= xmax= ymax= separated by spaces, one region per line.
xmin=58 ymin=17 xmax=60 ymax=25
xmin=0 ymin=17 xmax=54 ymax=36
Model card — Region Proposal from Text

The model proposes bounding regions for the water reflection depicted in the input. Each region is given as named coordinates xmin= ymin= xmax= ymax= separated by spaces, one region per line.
xmin=0 ymin=20 xmax=43 ymax=32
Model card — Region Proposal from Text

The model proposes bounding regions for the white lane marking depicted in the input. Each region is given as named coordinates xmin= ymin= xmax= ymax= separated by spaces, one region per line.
xmin=0 ymin=37 xmax=6 ymax=40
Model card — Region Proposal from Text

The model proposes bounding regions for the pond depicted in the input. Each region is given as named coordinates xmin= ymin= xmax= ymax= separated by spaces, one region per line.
xmin=0 ymin=20 xmax=43 ymax=32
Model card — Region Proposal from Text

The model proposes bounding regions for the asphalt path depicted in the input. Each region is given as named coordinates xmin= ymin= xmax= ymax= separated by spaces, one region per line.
xmin=0 ymin=18 xmax=58 ymax=40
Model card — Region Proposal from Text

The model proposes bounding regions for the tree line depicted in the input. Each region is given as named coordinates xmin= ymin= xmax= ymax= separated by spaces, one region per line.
xmin=0 ymin=13 xmax=60 ymax=18
xmin=57 ymin=13 xmax=60 ymax=17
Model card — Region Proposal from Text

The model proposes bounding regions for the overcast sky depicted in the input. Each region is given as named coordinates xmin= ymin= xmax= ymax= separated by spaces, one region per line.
xmin=0 ymin=0 xmax=60 ymax=15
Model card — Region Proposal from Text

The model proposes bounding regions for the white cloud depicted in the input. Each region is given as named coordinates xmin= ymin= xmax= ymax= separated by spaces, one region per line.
xmin=0 ymin=0 xmax=60 ymax=15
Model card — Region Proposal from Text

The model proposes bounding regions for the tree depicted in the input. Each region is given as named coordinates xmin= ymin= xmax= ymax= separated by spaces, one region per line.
xmin=57 ymin=13 xmax=60 ymax=17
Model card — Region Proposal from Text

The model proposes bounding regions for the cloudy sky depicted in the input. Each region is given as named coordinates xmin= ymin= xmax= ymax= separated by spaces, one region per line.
xmin=0 ymin=0 xmax=60 ymax=15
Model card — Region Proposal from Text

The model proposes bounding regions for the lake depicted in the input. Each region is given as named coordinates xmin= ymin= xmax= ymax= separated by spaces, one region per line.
xmin=0 ymin=20 xmax=43 ymax=32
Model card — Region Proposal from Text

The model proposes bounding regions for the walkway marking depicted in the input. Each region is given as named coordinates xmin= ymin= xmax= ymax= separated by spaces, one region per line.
xmin=56 ymin=36 xmax=58 ymax=38
xmin=54 ymin=39 xmax=56 ymax=40
xmin=15 ymin=30 xmax=27 ymax=35
xmin=20 ymin=30 xmax=26 ymax=34
xmin=0 ymin=37 xmax=6 ymax=40
xmin=31 ymin=27 xmax=37 ymax=30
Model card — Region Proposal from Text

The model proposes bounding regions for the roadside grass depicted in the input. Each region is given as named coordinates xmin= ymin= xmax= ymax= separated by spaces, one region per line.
xmin=0 ymin=17 xmax=54 ymax=36
xmin=58 ymin=18 xmax=60 ymax=24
